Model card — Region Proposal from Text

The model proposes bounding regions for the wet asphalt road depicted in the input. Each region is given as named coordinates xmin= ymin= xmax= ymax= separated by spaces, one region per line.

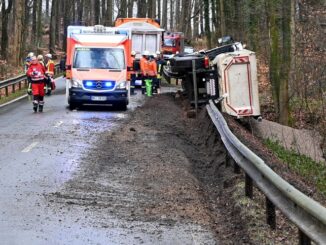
xmin=0 ymin=78 xmax=217 ymax=245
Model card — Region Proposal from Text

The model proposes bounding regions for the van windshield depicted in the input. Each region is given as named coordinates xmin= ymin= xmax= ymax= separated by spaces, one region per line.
xmin=163 ymin=39 xmax=176 ymax=47
xmin=73 ymin=48 xmax=125 ymax=69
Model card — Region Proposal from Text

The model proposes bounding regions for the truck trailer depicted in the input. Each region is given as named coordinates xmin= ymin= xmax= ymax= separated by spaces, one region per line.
xmin=65 ymin=25 xmax=131 ymax=110
xmin=163 ymin=38 xmax=261 ymax=118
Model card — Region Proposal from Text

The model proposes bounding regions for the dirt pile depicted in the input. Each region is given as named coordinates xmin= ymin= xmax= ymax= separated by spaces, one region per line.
xmin=47 ymin=92 xmax=309 ymax=244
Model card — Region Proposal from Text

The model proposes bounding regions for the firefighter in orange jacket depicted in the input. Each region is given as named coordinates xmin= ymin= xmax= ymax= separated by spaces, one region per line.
xmin=45 ymin=53 xmax=55 ymax=94
xmin=141 ymin=51 xmax=157 ymax=96
xmin=26 ymin=56 xmax=46 ymax=112
xmin=140 ymin=51 xmax=150 ymax=94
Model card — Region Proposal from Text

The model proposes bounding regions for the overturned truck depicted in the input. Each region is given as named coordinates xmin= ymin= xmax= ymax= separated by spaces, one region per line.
xmin=163 ymin=39 xmax=261 ymax=118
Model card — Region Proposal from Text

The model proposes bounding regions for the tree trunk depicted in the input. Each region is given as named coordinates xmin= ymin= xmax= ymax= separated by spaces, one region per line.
xmin=162 ymin=0 xmax=167 ymax=29
xmin=55 ymin=0 xmax=60 ymax=47
xmin=169 ymin=0 xmax=173 ymax=30
xmin=22 ymin=0 xmax=32 ymax=53
xmin=107 ymin=0 xmax=113 ymax=25
xmin=204 ymin=0 xmax=211 ymax=48
xmin=63 ymin=0 xmax=73 ymax=51
xmin=279 ymin=0 xmax=291 ymax=125
xmin=158 ymin=0 xmax=161 ymax=21
xmin=175 ymin=0 xmax=180 ymax=30
xmin=127 ymin=0 xmax=133 ymax=18
xmin=36 ymin=0 xmax=42 ymax=48
xmin=137 ymin=0 xmax=147 ymax=17
xmin=49 ymin=0 xmax=57 ymax=54
xmin=1 ymin=0 xmax=13 ymax=60
xmin=193 ymin=0 xmax=199 ymax=38
xmin=45 ymin=0 xmax=49 ymax=18
xmin=118 ymin=0 xmax=127 ymax=18
xmin=219 ymin=0 xmax=226 ymax=36
xmin=77 ymin=0 xmax=84 ymax=24
xmin=147 ymin=0 xmax=153 ymax=18
xmin=94 ymin=0 xmax=100 ymax=24
xmin=11 ymin=0 xmax=25 ymax=65
xmin=32 ymin=0 xmax=37 ymax=43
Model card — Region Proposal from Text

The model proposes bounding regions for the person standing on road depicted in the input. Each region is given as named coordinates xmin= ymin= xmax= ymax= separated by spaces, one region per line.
xmin=26 ymin=56 xmax=46 ymax=113
xmin=141 ymin=52 xmax=157 ymax=96
xmin=37 ymin=55 xmax=45 ymax=68
xmin=44 ymin=54 xmax=55 ymax=95
xmin=140 ymin=51 xmax=150 ymax=94
xmin=154 ymin=51 xmax=165 ymax=94
xmin=130 ymin=50 xmax=137 ymax=95
xmin=59 ymin=54 xmax=66 ymax=77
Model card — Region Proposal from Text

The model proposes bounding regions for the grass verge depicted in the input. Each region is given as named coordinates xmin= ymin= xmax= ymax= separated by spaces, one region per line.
xmin=264 ymin=138 xmax=326 ymax=196
xmin=0 ymin=89 xmax=27 ymax=105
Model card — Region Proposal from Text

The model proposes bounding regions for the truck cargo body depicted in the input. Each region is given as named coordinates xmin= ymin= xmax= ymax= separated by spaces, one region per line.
xmin=115 ymin=18 xmax=164 ymax=57
xmin=212 ymin=50 xmax=260 ymax=117
xmin=66 ymin=25 xmax=131 ymax=110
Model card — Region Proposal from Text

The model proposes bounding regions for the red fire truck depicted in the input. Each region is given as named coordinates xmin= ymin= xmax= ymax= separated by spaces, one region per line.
xmin=162 ymin=32 xmax=185 ymax=59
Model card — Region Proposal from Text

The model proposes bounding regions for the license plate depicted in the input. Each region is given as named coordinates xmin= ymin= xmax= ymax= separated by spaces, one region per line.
xmin=135 ymin=80 xmax=142 ymax=86
xmin=91 ymin=96 xmax=107 ymax=101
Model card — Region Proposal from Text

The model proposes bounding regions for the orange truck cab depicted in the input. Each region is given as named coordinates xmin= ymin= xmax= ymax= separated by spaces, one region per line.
xmin=66 ymin=25 xmax=132 ymax=110
xmin=162 ymin=32 xmax=185 ymax=59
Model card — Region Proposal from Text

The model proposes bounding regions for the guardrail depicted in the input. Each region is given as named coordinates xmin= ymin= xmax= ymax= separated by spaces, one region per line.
xmin=206 ymin=100 xmax=326 ymax=245
xmin=0 ymin=64 xmax=61 ymax=100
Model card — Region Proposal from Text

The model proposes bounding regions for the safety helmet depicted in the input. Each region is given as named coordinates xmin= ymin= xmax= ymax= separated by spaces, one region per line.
xmin=153 ymin=54 xmax=158 ymax=59
xmin=156 ymin=51 xmax=161 ymax=55
xmin=37 ymin=54 xmax=44 ymax=60
xmin=143 ymin=50 xmax=150 ymax=56
xmin=131 ymin=50 xmax=136 ymax=56
xmin=45 ymin=53 xmax=52 ymax=59
xmin=28 ymin=52 xmax=34 ymax=58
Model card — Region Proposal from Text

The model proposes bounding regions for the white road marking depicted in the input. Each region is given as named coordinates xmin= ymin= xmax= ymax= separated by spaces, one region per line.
xmin=191 ymin=232 xmax=199 ymax=245
xmin=22 ymin=142 xmax=39 ymax=153
xmin=54 ymin=121 xmax=64 ymax=128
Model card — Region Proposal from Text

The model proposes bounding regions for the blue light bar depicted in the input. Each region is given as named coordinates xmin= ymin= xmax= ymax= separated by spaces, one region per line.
xmin=105 ymin=81 xmax=113 ymax=87
xmin=85 ymin=81 xmax=93 ymax=87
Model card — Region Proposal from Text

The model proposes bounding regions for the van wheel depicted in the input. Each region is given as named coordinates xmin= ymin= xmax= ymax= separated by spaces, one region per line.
xmin=69 ymin=103 xmax=77 ymax=110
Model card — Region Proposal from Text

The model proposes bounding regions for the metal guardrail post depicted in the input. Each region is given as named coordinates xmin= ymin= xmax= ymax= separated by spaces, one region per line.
xmin=266 ymin=196 xmax=276 ymax=229
xmin=245 ymin=173 xmax=253 ymax=198
xmin=5 ymin=87 xmax=8 ymax=97
xmin=299 ymin=230 xmax=311 ymax=245
xmin=192 ymin=60 xmax=198 ymax=116
xmin=234 ymin=161 xmax=241 ymax=174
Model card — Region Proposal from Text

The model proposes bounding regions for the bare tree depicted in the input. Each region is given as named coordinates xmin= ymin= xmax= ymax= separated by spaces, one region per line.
xmin=11 ymin=0 xmax=25 ymax=65
xmin=137 ymin=0 xmax=146 ymax=17
xmin=1 ymin=0 xmax=13 ymax=59
xmin=49 ymin=0 xmax=57 ymax=54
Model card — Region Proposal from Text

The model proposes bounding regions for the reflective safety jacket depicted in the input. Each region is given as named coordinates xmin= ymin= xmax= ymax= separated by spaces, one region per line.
xmin=27 ymin=63 xmax=46 ymax=82
xmin=46 ymin=59 xmax=55 ymax=76
xmin=141 ymin=58 xmax=157 ymax=77
xmin=156 ymin=59 xmax=165 ymax=79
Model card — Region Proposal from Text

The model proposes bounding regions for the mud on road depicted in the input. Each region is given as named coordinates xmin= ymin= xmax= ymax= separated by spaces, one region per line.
xmin=46 ymin=93 xmax=273 ymax=244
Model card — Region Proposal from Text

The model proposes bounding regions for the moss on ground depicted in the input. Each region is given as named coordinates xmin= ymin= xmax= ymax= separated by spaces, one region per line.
xmin=264 ymin=138 xmax=326 ymax=196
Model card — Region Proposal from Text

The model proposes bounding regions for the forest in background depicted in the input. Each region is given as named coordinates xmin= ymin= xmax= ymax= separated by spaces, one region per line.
xmin=0 ymin=0 xmax=325 ymax=153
